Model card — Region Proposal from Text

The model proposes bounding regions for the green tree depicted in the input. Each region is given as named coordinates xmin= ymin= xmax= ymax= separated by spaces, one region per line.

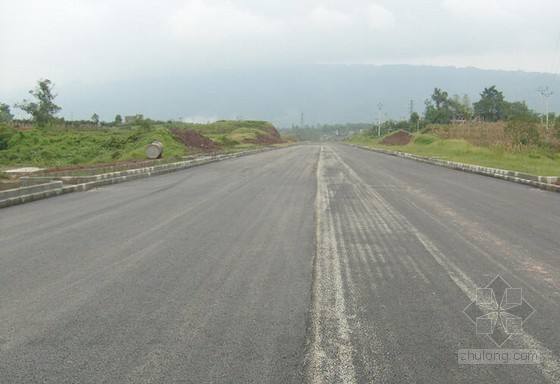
xmin=424 ymin=88 xmax=453 ymax=124
xmin=0 ymin=125 xmax=15 ymax=150
xmin=0 ymin=103 xmax=14 ymax=122
xmin=138 ymin=116 xmax=152 ymax=131
xmin=449 ymin=94 xmax=473 ymax=120
xmin=16 ymin=79 xmax=61 ymax=127
xmin=554 ymin=116 xmax=560 ymax=139
xmin=114 ymin=114 xmax=123 ymax=125
xmin=409 ymin=111 xmax=420 ymax=130
xmin=462 ymin=94 xmax=473 ymax=118
xmin=503 ymin=101 xmax=534 ymax=120
xmin=432 ymin=88 xmax=448 ymax=109
xmin=473 ymin=86 xmax=506 ymax=122
xmin=91 ymin=113 xmax=100 ymax=125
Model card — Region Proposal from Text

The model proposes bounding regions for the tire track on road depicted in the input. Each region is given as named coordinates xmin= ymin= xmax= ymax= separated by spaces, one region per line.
xmin=307 ymin=144 xmax=560 ymax=383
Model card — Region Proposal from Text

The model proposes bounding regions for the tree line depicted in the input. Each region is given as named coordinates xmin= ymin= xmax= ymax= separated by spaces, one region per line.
xmin=0 ymin=79 xmax=127 ymax=127
xmin=422 ymin=86 xmax=537 ymax=124
xmin=2 ymin=79 xmax=556 ymax=139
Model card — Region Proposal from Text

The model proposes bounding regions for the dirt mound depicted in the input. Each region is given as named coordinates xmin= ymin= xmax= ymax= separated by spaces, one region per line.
xmin=249 ymin=133 xmax=283 ymax=145
xmin=381 ymin=130 xmax=412 ymax=146
xmin=170 ymin=128 xmax=220 ymax=151
xmin=260 ymin=125 xmax=282 ymax=139
xmin=246 ymin=126 xmax=284 ymax=145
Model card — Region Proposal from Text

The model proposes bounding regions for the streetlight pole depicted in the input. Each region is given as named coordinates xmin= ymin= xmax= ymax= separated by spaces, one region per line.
xmin=538 ymin=87 xmax=554 ymax=131
xmin=377 ymin=103 xmax=383 ymax=137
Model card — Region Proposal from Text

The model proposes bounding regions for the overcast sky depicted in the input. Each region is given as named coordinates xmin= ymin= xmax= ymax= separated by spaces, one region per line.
xmin=2 ymin=0 xmax=560 ymax=101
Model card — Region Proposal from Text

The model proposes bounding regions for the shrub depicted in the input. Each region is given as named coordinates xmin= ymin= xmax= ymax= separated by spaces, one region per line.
xmin=554 ymin=119 xmax=560 ymax=140
xmin=0 ymin=125 xmax=15 ymax=150
xmin=414 ymin=134 xmax=438 ymax=145
xmin=505 ymin=117 xmax=540 ymax=146
xmin=215 ymin=135 xmax=239 ymax=146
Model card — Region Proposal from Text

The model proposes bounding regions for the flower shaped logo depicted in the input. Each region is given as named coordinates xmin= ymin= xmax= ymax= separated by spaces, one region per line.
xmin=463 ymin=275 xmax=535 ymax=347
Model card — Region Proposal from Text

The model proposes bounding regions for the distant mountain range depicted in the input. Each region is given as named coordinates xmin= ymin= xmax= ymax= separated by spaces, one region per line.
xmin=45 ymin=65 xmax=560 ymax=127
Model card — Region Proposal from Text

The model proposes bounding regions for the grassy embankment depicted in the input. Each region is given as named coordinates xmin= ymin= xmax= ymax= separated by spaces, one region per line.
xmin=349 ymin=131 xmax=560 ymax=176
xmin=0 ymin=120 xmax=284 ymax=169
xmin=186 ymin=120 xmax=280 ymax=146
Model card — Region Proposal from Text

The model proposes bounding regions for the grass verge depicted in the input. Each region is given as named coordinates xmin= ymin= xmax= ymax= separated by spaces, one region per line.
xmin=349 ymin=133 xmax=560 ymax=176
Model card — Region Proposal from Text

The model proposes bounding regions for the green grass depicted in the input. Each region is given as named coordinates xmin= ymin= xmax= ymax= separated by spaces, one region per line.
xmin=185 ymin=120 xmax=276 ymax=135
xmin=204 ymin=133 xmax=260 ymax=150
xmin=349 ymin=133 xmax=560 ymax=176
xmin=185 ymin=121 xmax=277 ymax=145
xmin=0 ymin=125 xmax=187 ymax=167
xmin=229 ymin=127 xmax=261 ymax=142
xmin=171 ymin=120 xmax=282 ymax=149
xmin=0 ymin=120 xmax=283 ymax=168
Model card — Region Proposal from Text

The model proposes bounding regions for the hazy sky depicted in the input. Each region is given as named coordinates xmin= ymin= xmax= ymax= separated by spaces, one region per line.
xmin=1 ymin=0 xmax=560 ymax=119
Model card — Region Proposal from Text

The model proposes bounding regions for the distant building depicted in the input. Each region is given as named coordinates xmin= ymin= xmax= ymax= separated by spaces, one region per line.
xmin=125 ymin=114 xmax=143 ymax=124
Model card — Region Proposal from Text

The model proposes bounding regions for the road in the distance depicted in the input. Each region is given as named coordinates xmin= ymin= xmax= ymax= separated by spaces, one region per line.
xmin=1 ymin=144 xmax=560 ymax=383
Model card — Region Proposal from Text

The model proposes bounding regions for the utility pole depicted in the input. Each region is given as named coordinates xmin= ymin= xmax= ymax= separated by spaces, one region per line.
xmin=300 ymin=112 xmax=305 ymax=128
xmin=538 ymin=86 xmax=554 ymax=130
xmin=377 ymin=102 xmax=383 ymax=137
xmin=409 ymin=100 xmax=415 ymax=132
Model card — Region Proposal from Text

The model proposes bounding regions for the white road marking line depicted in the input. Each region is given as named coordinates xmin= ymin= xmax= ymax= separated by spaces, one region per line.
xmin=306 ymin=146 xmax=357 ymax=384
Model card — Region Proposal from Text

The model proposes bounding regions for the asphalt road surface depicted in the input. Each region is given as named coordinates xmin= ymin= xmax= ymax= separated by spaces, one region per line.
xmin=1 ymin=144 xmax=559 ymax=383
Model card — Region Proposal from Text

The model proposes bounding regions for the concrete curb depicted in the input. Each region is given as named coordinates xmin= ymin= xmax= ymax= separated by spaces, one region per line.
xmin=0 ymin=181 xmax=63 ymax=200
xmin=348 ymin=144 xmax=560 ymax=193
xmin=0 ymin=181 xmax=65 ymax=209
xmin=1 ymin=146 xmax=282 ymax=209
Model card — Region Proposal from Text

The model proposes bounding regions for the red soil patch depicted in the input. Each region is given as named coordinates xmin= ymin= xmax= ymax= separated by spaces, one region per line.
xmin=170 ymin=128 xmax=220 ymax=151
xmin=381 ymin=130 xmax=413 ymax=146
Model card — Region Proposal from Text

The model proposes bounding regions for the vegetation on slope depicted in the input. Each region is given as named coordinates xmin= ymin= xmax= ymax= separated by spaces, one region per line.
xmin=0 ymin=120 xmax=284 ymax=168
xmin=0 ymin=125 xmax=187 ymax=167
xmin=347 ymin=84 xmax=560 ymax=177
xmin=173 ymin=120 xmax=283 ymax=147
xmin=0 ymin=79 xmax=284 ymax=168
xmin=349 ymin=132 xmax=560 ymax=176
